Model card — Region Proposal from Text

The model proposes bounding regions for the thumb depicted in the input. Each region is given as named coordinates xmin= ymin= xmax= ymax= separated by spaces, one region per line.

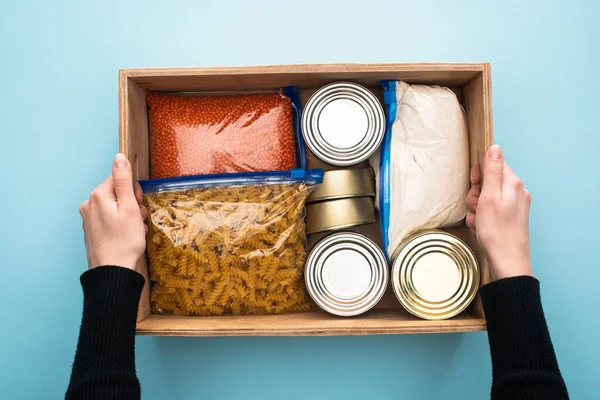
xmin=481 ymin=145 xmax=504 ymax=195
xmin=112 ymin=154 xmax=138 ymax=212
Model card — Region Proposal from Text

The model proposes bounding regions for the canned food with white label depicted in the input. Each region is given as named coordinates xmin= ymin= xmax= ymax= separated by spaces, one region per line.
xmin=305 ymin=232 xmax=388 ymax=316
xmin=391 ymin=230 xmax=480 ymax=320
xmin=302 ymin=82 xmax=385 ymax=166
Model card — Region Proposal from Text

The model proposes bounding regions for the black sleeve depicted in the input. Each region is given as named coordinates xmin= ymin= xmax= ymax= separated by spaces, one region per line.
xmin=480 ymin=276 xmax=569 ymax=400
xmin=66 ymin=265 xmax=145 ymax=400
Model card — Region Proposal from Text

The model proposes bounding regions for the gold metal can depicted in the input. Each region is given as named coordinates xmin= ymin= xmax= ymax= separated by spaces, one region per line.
xmin=307 ymin=168 xmax=375 ymax=203
xmin=391 ymin=229 xmax=480 ymax=320
xmin=305 ymin=197 xmax=376 ymax=234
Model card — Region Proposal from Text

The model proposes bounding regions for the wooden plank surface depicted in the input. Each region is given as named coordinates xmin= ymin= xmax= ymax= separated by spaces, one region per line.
xmin=137 ymin=309 xmax=486 ymax=337
xmin=124 ymin=63 xmax=485 ymax=78
xmin=463 ymin=64 xmax=494 ymax=167
xmin=122 ymin=63 xmax=484 ymax=92
xmin=118 ymin=72 xmax=151 ymax=321
xmin=463 ymin=63 xmax=494 ymax=288
xmin=118 ymin=72 xmax=150 ymax=180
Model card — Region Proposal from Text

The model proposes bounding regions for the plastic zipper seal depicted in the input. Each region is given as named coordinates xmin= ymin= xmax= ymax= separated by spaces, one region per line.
xmin=140 ymin=168 xmax=324 ymax=193
xmin=282 ymin=86 xmax=307 ymax=169
xmin=379 ymin=80 xmax=397 ymax=260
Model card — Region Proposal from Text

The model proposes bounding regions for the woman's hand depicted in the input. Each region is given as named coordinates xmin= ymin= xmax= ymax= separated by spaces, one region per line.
xmin=79 ymin=154 xmax=148 ymax=271
xmin=465 ymin=145 xmax=534 ymax=280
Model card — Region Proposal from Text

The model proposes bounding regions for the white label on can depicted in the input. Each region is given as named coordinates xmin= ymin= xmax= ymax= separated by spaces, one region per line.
xmin=318 ymin=99 xmax=368 ymax=149
xmin=411 ymin=252 xmax=461 ymax=302
xmin=322 ymin=249 xmax=371 ymax=298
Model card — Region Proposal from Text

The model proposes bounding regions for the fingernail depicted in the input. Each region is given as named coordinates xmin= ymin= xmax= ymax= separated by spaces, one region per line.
xmin=489 ymin=145 xmax=502 ymax=159
xmin=115 ymin=154 xmax=127 ymax=168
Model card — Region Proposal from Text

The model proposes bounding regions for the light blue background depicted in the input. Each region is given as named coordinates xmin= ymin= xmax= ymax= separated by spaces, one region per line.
xmin=1 ymin=1 xmax=598 ymax=399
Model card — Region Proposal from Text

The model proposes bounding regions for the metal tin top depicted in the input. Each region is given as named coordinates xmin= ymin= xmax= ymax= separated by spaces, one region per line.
xmin=307 ymin=168 xmax=375 ymax=202
xmin=391 ymin=230 xmax=480 ymax=320
xmin=302 ymin=82 xmax=385 ymax=166
xmin=305 ymin=232 xmax=388 ymax=316
xmin=305 ymin=197 xmax=376 ymax=234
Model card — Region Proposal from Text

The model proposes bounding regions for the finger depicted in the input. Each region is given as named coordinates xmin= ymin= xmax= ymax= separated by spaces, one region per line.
xmin=140 ymin=204 xmax=148 ymax=220
xmin=465 ymin=185 xmax=480 ymax=212
xmin=90 ymin=175 xmax=115 ymax=203
xmin=470 ymin=163 xmax=481 ymax=186
xmin=502 ymin=162 xmax=520 ymax=185
xmin=524 ymin=189 xmax=532 ymax=205
xmin=79 ymin=200 xmax=90 ymax=218
xmin=501 ymin=162 xmax=526 ymax=200
xmin=95 ymin=174 xmax=115 ymax=197
xmin=466 ymin=212 xmax=476 ymax=231
xmin=145 ymin=223 xmax=149 ymax=235
xmin=481 ymin=145 xmax=504 ymax=196
xmin=89 ymin=186 xmax=117 ymax=216
xmin=112 ymin=154 xmax=139 ymax=213
xmin=135 ymin=182 xmax=143 ymax=205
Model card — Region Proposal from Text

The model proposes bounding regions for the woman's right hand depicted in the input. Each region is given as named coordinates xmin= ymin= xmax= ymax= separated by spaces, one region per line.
xmin=465 ymin=145 xmax=534 ymax=280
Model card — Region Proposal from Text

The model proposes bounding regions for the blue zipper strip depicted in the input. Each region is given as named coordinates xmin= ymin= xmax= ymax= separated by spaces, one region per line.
xmin=282 ymin=86 xmax=307 ymax=169
xmin=140 ymin=168 xmax=324 ymax=193
xmin=379 ymin=80 xmax=397 ymax=259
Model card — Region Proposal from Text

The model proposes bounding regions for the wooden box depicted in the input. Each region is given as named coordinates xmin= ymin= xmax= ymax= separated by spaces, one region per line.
xmin=119 ymin=63 xmax=493 ymax=336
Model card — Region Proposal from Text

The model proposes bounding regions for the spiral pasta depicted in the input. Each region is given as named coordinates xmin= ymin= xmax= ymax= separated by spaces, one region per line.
xmin=145 ymin=183 xmax=313 ymax=316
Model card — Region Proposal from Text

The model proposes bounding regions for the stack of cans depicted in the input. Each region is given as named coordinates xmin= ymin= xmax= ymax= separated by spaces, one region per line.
xmin=305 ymin=168 xmax=376 ymax=234
xmin=302 ymin=82 xmax=386 ymax=316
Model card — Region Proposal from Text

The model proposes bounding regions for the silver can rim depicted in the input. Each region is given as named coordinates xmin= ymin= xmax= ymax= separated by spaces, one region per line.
xmin=305 ymin=232 xmax=389 ymax=316
xmin=302 ymin=82 xmax=385 ymax=166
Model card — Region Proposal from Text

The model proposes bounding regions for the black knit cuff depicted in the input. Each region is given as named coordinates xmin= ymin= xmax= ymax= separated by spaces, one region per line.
xmin=67 ymin=266 xmax=144 ymax=400
xmin=481 ymin=276 xmax=559 ymax=376
xmin=78 ymin=266 xmax=145 ymax=369
xmin=80 ymin=265 xmax=145 ymax=312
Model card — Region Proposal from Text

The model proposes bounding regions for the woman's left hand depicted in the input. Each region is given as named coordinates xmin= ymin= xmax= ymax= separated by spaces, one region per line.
xmin=79 ymin=154 xmax=148 ymax=271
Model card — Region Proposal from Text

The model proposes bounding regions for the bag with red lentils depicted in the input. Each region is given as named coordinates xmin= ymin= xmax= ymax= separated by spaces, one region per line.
xmin=147 ymin=87 xmax=305 ymax=179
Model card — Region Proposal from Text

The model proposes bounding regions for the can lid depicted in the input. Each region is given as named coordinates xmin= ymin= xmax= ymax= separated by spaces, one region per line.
xmin=305 ymin=232 xmax=388 ymax=316
xmin=391 ymin=230 xmax=480 ymax=320
xmin=302 ymin=82 xmax=385 ymax=166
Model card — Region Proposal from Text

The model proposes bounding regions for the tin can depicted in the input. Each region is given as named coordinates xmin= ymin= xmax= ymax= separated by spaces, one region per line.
xmin=307 ymin=168 xmax=375 ymax=203
xmin=305 ymin=232 xmax=388 ymax=316
xmin=302 ymin=82 xmax=385 ymax=166
xmin=391 ymin=230 xmax=480 ymax=320
xmin=305 ymin=197 xmax=376 ymax=234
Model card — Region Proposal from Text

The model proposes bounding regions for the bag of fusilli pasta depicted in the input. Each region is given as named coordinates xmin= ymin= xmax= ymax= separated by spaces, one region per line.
xmin=140 ymin=169 xmax=323 ymax=316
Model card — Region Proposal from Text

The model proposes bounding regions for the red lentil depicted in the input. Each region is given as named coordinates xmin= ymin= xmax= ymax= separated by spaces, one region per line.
xmin=146 ymin=91 xmax=297 ymax=179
